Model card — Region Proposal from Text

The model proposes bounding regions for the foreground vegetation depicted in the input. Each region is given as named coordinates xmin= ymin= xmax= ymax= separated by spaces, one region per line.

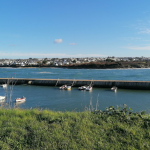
xmin=0 ymin=105 xmax=150 ymax=149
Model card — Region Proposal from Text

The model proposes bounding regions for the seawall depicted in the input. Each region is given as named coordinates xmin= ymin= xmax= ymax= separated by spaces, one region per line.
xmin=0 ymin=78 xmax=150 ymax=90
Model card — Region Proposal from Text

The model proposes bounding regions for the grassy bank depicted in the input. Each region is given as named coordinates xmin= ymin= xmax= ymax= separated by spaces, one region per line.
xmin=0 ymin=106 xmax=150 ymax=149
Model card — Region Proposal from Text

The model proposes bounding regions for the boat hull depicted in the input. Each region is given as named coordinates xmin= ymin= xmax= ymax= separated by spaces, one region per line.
xmin=86 ymin=86 xmax=92 ymax=91
xmin=0 ymin=84 xmax=7 ymax=88
xmin=0 ymin=96 xmax=5 ymax=101
xmin=59 ymin=85 xmax=71 ymax=90
xmin=78 ymin=86 xmax=87 ymax=90
xmin=111 ymin=86 xmax=117 ymax=92
xmin=16 ymin=98 xmax=26 ymax=102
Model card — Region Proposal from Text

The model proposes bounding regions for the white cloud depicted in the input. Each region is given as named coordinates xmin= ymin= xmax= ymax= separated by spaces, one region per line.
xmin=139 ymin=29 xmax=150 ymax=34
xmin=69 ymin=43 xmax=77 ymax=45
xmin=132 ymin=19 xmax=150 ymax=35
xmin=0 ymin=52 xmax=106 ymax=58
xmin=54 ymin=39 xmax=63 ymax=43
xmin=124 ymin=46 xmax=150 ymax=50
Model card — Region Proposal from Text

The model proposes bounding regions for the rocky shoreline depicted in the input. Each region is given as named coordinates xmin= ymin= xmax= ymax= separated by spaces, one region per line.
xmin=64 ymin=62 xmax=150 ymax=69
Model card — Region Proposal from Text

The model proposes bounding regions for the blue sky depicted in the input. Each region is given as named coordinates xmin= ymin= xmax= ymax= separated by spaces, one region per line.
xmin=0 ymin=0 xmax=150 ymax=59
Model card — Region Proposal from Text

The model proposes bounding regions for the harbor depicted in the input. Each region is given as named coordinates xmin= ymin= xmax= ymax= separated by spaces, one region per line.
xmin=1 ymin=68 xmax=150 ymax=112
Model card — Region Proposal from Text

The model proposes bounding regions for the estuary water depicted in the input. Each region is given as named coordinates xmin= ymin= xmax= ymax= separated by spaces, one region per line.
xmin=1 ymin=67 xmax=150 ymax=112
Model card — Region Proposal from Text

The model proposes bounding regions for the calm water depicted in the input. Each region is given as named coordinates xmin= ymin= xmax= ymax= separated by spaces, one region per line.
xmin=1 ymin=67 xmax=150 ymax=112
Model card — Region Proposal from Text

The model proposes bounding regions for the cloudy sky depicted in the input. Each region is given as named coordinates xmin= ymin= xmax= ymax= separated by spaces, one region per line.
xmin=0 ymin=0 xmax=150 ymax=58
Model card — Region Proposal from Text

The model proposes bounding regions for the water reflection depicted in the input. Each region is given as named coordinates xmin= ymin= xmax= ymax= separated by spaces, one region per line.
xmin=15 ymin=101 xmax=26 ymax=108
xmin=0 ymin=99 xmax=5 ymax=105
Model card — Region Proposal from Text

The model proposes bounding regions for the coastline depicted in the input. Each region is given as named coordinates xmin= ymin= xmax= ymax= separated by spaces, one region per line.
xmin=1 ymin=61 xmax=150 ymax=69
xmin=0 ymin=66 xmax=150 ymax=70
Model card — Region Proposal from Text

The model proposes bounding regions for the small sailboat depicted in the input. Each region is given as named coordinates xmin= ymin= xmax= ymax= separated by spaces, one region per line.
xmin=85 ymin=80 xmax=93 ymax=91
xmin=15 ymin=96 xmax=26 ymax=102
xmin=66 ymin=86 xmax=71 ymax=90
xmin=78 ymin=85 xmax=87 ymax=90
xmin=86 ymin=85 xmax=92 ymax=91
xmin=0 ymin=84 xmax=7 ymax=88
xmin=111 ymin=86 xmax=117 ymax=92
xmin=59 ymin=85 xmax=71 ymax=90
xmin=79 ymin=83 xmax=93 ymax=91
xmin=59 ymin=85 xmax=67 ymax=90
xmin=0 ymin=96 xmax=5 ymax=102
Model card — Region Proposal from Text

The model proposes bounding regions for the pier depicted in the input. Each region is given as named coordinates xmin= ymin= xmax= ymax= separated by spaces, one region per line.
xmin=0 ymin=78 xmax=150 ymax=90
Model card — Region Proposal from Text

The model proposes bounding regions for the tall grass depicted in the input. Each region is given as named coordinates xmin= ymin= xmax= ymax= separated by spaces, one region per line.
xmin=2 ymin=79 xmax=17 ymax=108
xmin=0 ymin=106 xmax=150 ymax=149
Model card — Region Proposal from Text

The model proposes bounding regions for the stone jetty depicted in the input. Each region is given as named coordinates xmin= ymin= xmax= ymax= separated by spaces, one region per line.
xmin=0 ymin=78 xmax=150 ymax=90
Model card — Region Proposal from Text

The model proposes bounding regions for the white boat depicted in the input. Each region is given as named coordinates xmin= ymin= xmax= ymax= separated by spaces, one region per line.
xmin=111 ymin=86 xmax=117 ymax=92
xmin=15 ymin=96 xmax=26 ymax=102
xmin=66 ymin=86 xmax=71 ymax=90
xmin=86 ymin=86 xmax=92 ymax=91
xmin=59 ymin=85 xmax=71 ymax=90
xmin=78 ymin=85 xmax=87 ymax=90
xmin=0 ymin=84 xmax=7 ymax=88
xmin=59 ymin=85 xmax=67 ymax=90
xmin=0 ymin=96 xmax=5 ymax=101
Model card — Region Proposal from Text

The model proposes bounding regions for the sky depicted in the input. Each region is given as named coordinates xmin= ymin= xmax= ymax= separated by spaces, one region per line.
xmin=0 ymin=0 xmax=150 ymax=59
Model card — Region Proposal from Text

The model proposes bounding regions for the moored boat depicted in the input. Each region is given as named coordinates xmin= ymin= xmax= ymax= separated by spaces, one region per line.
xmin=59 ymin=85 xmax=71 ymax=90
xmin=78 ymin=85 xmax=87 ymax=90
xmin=66 ymin=86 xmax=71 ymax=90
xmin=86 ymin=86 xmax=92 ymax=91
xmin=111 ymin=86 xmax=117 ymax=92
xmin=0 ymin=84 xmax=7 ymax=88
xmin=15 ymin=96 xmax=26 ymax=102
xmin=0 ymin=96 xmax=5 ymax=101
xmin=59 ymin=85 xmax=67 ymax=90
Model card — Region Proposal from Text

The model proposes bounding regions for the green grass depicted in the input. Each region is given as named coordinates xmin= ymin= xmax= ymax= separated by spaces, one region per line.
xmin=0 ymin=106 xmax=150 ymax=149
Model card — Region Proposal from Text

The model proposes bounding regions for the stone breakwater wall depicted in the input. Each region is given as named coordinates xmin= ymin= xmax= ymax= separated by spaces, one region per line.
xmin=0 ymin=78 xmax=150 ymax=90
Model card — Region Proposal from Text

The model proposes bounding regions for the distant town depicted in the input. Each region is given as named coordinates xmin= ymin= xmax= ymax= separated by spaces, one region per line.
xmin=0 ymin=56 xmax=150 ymax=69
